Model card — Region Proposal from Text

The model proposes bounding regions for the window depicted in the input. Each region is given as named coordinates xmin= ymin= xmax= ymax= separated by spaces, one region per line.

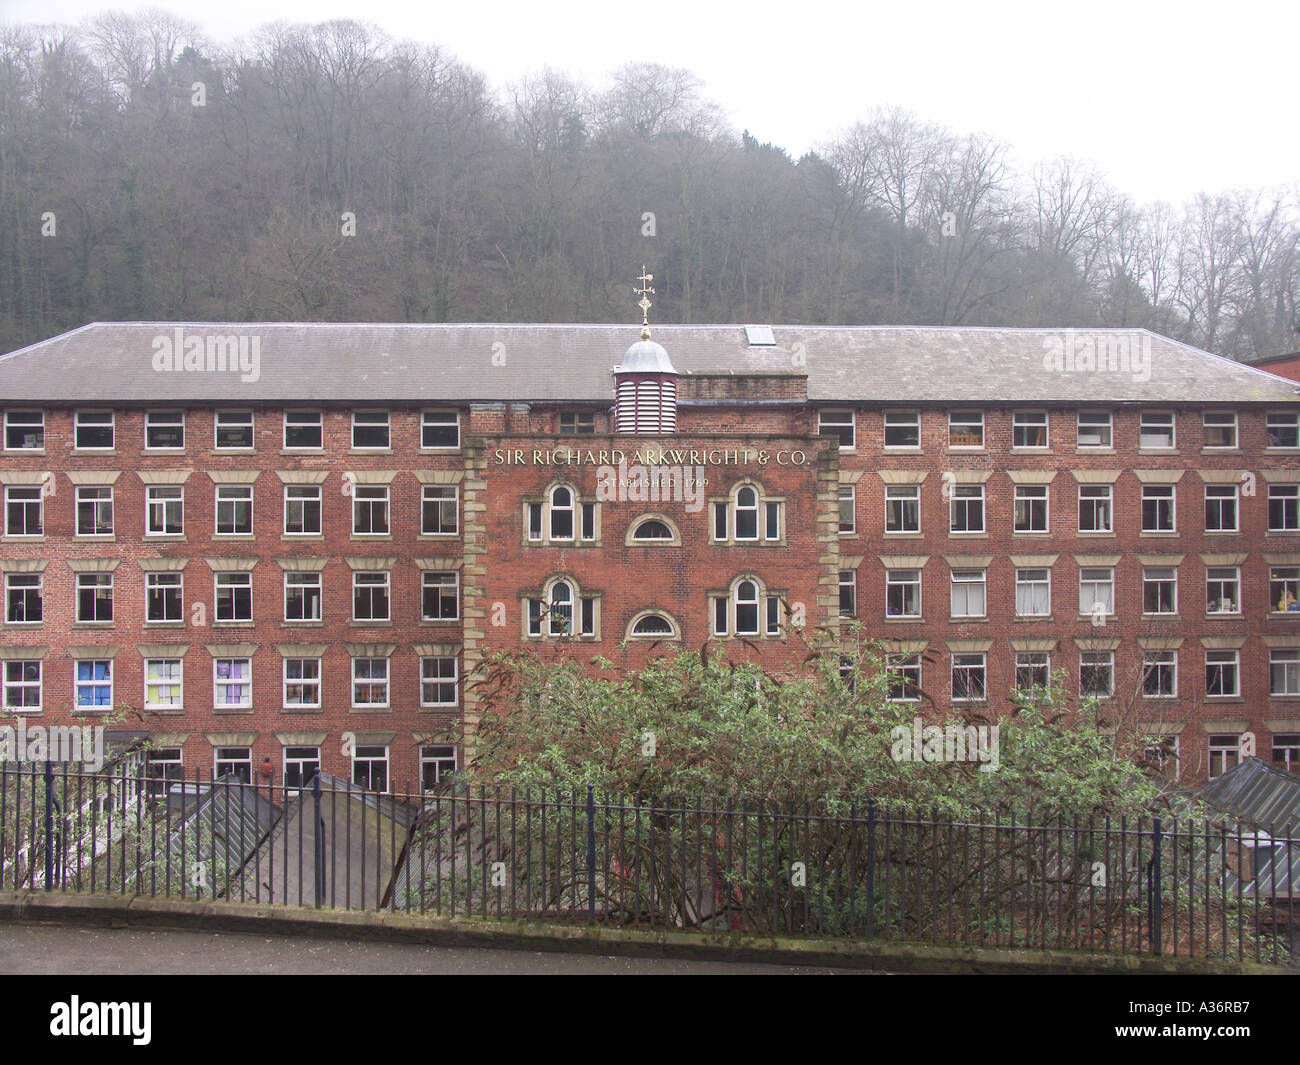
xmin=1269 ymin=484 xmax=1299 ymax=532
xmin=284 ymin=485 xmax=321 ymax=535
xmin=4 ymin=411 xmax=43 ymax=450
xmin=420 ymin=657 xmax=459 ymax=706
xmin=214 ymin=746 xmax=252 ymax=783
xmin=1141 ymin=651 xmax=1176 ymax=698
xmin=549 ymin=485 xmax=574 ymax=541
xmin=1079 ymin=567 xmax=1114 ymax=617
xmin=1204 ymin=485 xmax=1238 ymax=532
xmin=885 ymin=485 xmax=920 ymax=533
xmin=886 ymin=569 xmax=921 ymax=618
xmin=1015 ymin=652 xmax=1050 ymax=692
xmin=734 ymin=579 xmax=760 ymax=635
xmin=1013 ymin=484 xmax=1048 ymax=534
xmin=283 ymin=747 xmax=321 ymax=789
xmin=1141 ymin=484 xmax=1175 ymax=532
xmin=948 ymin=411 xmax=983 ymax=448
xmin=558 ymin=412 xmax=596 ymax=434
xmin=76 ymin=486 xmax=113 ymax=537
xmin=1208 ymin=735 xmax=1240 ymax=780
xmin=1271 ymin=567 xmax=1300 ymax=613
xmin=146 ymin=572 xmax=183 ymax=623
xmin=215 ymin=484 xmax=253 ymax=535
xmin=352 ymin=746 xmax=389 ymax=792
xmin=3 ymin=660 xmax=41 ymax=712
xmin=839 ymin=570 xmax=856 ymax=618
xmin=527 ymin=580 xmax=598 ymax=638
xmin=1078 ymin=485 xmax=1112 ymax=533
xmin=75 ymin=659 xmax=112 ymax=709
xmin=213 ymin=658 xmax=252 ymax=709
xmin=1205 ymin=650 xmax=1239 ymax=698
xmin=75 ymin=410 xmax=114 ymax=450
xmin=421 ymin=571 xmax=459 ymax=621
xmin=713 ymin=485 xmax=781 ymax=544
xmin=283 ymin=658 xmax=321 ymax=708
xmin=710 ymin=581 xmax=777 ymax=638
xmin=5 ymin=573 xmax=41 ymax=624
xmin=352 ymin=485 xmax=390 ymax=535
xmin=630 ymin=613 xmax=675 ymax=637
xmin=1077 ymin=410 xmax=1111 ymax=449
xmin=76 ymin=573 xmax=113 ymax=623
xmin=353 ymin=571 xmax=391 ymax=622
xmin=420 ymin=745 xmax=458 ymax=789
xmin=215 ymin=572 xmax=253 ymax=622
xmin=1142 ymin=567 xmax=1177 ymax=615
xmin=1203 ymin=411 xmax=1237 ymax=449
xmin=145 ymin=410 xmax=184 ymax=450
xmin=949 ymin=484 xmax=984 ymax=533
xmin=351 ymin=411 xmax=390 ymax=449
xmin=1267 ymin=412 xmax=1299 ymax=449
xmin=352 ymin=657 xmax=389 ymax=707
xmin=5 ymin=486 xmax=42 ymax=537
xmin=422 ymin=486 xmax=458 ymax=536
xmin=284 ymin=572 xmax=322 ymax=622
xmin=1206 ymin=567 xmax=1240 ymax=615
xmin=884 ymin=412 xmax=920 ymax=448
xmin=145 ymin=747 xmax=184 ymax=798
xmin=1079 ymin=652 xmax=1113 ymax=697
xmin=1015 ymin=568 xmax=1051 ymax=616
xmin=144 ymin=659 xmax=183 ymax=711
xmin=838 ymin=486 xmax=855 ymax=535
xmin=886 ymin=654 xmax=921 ymax=702
xmin=819 ymin=410 xmax=855 ymax=449
xmin=1273 ymin=734 xmax=1300 ymax=772
xmin=631 ymin=518 xmax=674 ymax=541
xmin=214 ymin=411 xmax=254 ymax=450
xmin=421 ymin=411 xmax=460 ymax=449
xmin=284 ymin=410 xmax=323 ymax=449
xmin=951 ymin=654 xmax=986 ymax=701
xmin=581 ymin=502 xmax=596 ymax=541
xmin=1139 ymin=411 xmax=1175 ymax=449
xmin=1012 ymin=411 xmax=1048 ymax=448
xmin=950 ymin=569 xmax=986 ymax=618
xmin=146 ymin=485 xmax=184 ymax=536
xmin=1272 ymin=649 xmax=1300 ymax=696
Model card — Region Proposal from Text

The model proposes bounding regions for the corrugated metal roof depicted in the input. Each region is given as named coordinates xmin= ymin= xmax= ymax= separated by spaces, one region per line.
xmin=1199 ymin=758 xmax=1300 ymax=898
xmin=2 ymin=322 xmax=1297 ymax=404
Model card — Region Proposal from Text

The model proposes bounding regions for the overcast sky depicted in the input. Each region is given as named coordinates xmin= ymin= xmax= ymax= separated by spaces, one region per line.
xmin=4 ymin=0 xmax=1296 ymax=204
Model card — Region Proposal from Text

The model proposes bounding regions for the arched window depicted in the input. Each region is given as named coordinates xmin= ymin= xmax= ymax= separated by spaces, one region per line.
xmin=735 ymin=487 xmax=759 ymax=541
xmin=549 ymin=580 xmax=573 ymax=635
xmin=627 ymin=611 xmax=677 ymax=640
xmin=633 ymin=518 xmax=672 ymax=540
xmin=735 ymin=580 xmax=759 ymax=634
xmin=550 ymin=486 xmax=574 ymax=541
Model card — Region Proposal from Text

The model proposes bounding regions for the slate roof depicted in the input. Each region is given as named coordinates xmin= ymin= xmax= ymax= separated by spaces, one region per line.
xmin=2 ymin=321 xmax=1298 ymax=405
xmin=1199 ymin=758 xmax=1300 ymax=899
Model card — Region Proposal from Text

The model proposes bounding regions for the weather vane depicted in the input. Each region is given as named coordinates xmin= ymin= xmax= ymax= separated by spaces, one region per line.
xmin=634 ymin=266 xmax=655 ymax=339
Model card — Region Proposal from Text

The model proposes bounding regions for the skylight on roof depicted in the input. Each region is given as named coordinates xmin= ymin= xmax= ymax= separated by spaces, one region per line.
xmin=744 ymin=325 xmax=775 ymax=346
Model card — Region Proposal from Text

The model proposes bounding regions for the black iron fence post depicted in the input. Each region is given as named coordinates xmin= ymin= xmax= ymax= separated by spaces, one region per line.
xmin=1150 ymin=817 xmax=1162 ymax=955
xmin=866 ymin=798 xmax=876 ymax=940
xmin=586 ymin=784 xmax=597 ymax=924
xmin=43 ymin=760 xmax=53 ymax=891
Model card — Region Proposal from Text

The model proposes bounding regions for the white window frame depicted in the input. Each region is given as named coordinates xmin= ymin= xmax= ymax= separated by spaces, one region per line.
xmin=3 ymin=410 xmax=44 ymax=451
xmin=1203 ymin=411 xmax=1238 ymax=449
xmin=143 ymin=658 xmax=184 ymax=711
xmin=1015 ymin=567 xmax=1051 ymax=617
xmin=214 ymin=410 xmax=254 ymax=451
xmin=351 ymin=410 xmax=391 ymax=450
xmin=74 ymin=410 xmax=115 ymax=451
xmin=283 ymin=410 xmax=324 ymax=450
xmin=1139 ymin=410 xmax=1175 ymax=450
xmin=1012 ymin=410 xmax=1049 ymax=449
xmin=213 ymin=657 xmax=253 ymax=709
xmin=144 ymin=410 xmax=185 ymax=451
xmin=1076 ymin=410 xmax=1112 ymax=449
xmin=421 ymin=410 xmax=460 ymax=450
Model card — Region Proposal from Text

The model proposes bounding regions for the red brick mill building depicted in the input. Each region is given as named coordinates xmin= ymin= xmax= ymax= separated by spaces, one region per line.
xmin=1 ymin=317 xmax=1299 ymax=789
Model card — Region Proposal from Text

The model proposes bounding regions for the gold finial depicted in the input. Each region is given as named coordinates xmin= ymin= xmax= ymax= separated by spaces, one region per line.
xmin=634 ymin=266 xmax=655 ymax=340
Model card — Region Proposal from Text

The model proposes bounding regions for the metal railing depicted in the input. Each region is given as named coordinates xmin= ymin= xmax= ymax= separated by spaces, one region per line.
xmin=0 ymin=762 xmax=1293 ymax=963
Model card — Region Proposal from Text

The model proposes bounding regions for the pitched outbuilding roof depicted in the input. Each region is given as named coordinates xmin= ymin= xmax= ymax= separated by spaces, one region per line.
xmin=2 ymin=322 xmax=1297 ymax=405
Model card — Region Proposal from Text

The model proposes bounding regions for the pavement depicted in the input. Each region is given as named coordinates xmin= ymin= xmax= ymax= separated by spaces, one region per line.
xmin=0 ymin=921 xmax=867 ymax=974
